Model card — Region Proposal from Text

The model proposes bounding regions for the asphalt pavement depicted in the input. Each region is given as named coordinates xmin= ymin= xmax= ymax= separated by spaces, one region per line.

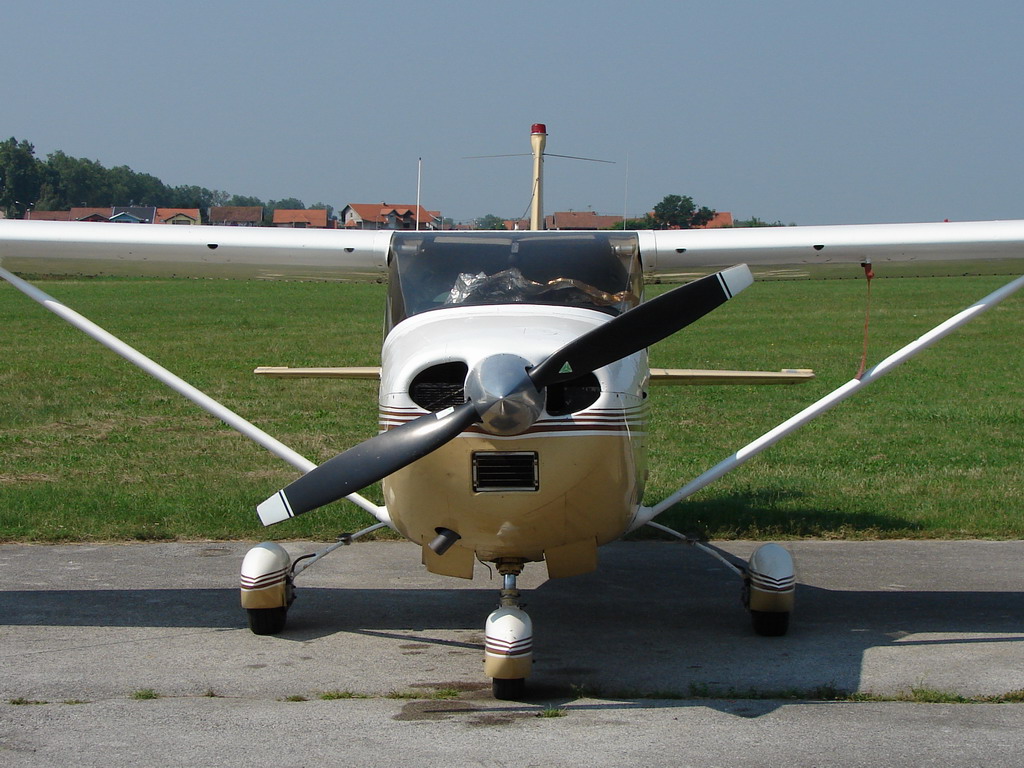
xmin=2 ymin=539 xmax=1024 ymax=766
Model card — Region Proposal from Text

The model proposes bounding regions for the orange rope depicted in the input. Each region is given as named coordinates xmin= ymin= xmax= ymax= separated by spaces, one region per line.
xmin=855 ymin=260 xmax=874 ymax=380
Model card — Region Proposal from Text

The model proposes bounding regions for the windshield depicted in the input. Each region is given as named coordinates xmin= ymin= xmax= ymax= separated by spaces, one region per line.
xmin=386 ymin=231 xmax=642 ymax=330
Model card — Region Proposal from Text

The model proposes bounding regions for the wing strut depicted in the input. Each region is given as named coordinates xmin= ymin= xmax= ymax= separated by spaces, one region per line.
xmin=632 ymin=272 xmax=1024 ymax=531
xmin=0 ymin=267 xmax=391 ymax=527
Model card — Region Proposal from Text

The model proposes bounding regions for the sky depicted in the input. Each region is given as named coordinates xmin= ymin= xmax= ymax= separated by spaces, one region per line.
xmin=3 ymin=1 xmax=1023 ymax=226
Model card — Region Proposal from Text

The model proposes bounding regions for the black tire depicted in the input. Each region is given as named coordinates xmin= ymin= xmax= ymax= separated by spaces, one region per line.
xmin=751 ymin=609 xmax=789 ymax=637
xmin=492 ymin=677 xmax=526 ymax=701
xmin=247 ymin=606 xmax=288 ymax=635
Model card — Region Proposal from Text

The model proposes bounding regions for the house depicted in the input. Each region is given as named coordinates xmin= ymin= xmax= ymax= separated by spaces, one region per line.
xmin=70 ymin=207 xmax=111 ymax=222
xmin=272 ymin=209 xmax=330 ymax=228
xmin=502 ymin=210 xmax=733 ymax=231
xmin=341 ymin=203 xmax=440 ymax=230
xmin=209 ymin=206 xmax=264 ymax=226
xmin=701 ymin=211 xmax=734 ymax=228
xmin=646 ymin=210 xmax=734 ymax=229
xmin=545 ymin=211 xmax=625 ymax=230
xmin=110 ymin=206 xmax=157 ymax=224
xmin=155 ymin=208 xmax=201 ymax=225
xmin=25 ymin=210 xmax=72 ymax=221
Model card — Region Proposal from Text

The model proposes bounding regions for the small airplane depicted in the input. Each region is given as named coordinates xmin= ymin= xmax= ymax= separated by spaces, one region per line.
xmin=3 ymin=128 xmax=1024 ymax=699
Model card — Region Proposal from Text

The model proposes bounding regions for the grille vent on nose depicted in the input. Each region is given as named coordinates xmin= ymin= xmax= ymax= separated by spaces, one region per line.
xmin=410 ymin=361 xmax=468 ymax=411
xmin=472 ymin=451 xmax=539 ymax=492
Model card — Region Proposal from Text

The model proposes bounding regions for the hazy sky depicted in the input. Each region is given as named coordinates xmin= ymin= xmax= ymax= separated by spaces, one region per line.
xmin=4 ymin=1 xmax=1022 ymax=225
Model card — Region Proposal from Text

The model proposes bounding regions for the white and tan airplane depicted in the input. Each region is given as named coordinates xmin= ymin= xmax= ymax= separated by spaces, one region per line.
xmin=3 ymin=205 xmax=1024 ymax=698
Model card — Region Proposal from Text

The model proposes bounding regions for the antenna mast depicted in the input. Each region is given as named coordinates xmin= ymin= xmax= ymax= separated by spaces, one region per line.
xmin=529 ymin=124 xmax=547 ymax=230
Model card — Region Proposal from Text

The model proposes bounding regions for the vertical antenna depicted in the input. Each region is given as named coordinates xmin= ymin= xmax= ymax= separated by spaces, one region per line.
xmin=530 ymin=124 xmax=547 ymax=230
xmin=622 ymin=150 xmax=630 ymax=227
xmin=415 ymin=157 xmax=422 ymax=230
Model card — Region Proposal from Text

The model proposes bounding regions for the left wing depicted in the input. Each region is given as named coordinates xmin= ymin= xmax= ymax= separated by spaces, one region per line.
xmin=0 ymin=220 xmax=393 ymax=280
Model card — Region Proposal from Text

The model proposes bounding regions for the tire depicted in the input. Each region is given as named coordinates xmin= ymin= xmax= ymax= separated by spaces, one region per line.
xmin=247 ymin=606 xmax=288 ymax=635
xmin=492 ymin=677 xmax=526 ymax=701
xmin=751 ymin=609 xmax=789 ymax=637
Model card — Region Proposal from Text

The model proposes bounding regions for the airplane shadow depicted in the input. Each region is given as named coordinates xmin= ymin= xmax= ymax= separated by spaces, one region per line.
xmin=645 ymin=487 xmax=922 ymax=539
xmin=4 ymin=542 xmax=1022 ymax=715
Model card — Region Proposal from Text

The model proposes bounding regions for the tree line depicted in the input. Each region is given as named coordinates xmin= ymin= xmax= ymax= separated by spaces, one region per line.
xmin=3 ymin=137 xmax=788 ymax=229
xmin=0 ymin=137 xmax=332 ymax=223
xmin=476 ymin=194 xmax=790 ymax=230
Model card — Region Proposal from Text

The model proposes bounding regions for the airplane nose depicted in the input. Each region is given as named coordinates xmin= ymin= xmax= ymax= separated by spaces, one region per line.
xmin=464 ymin=353 xmax=545 ymax=436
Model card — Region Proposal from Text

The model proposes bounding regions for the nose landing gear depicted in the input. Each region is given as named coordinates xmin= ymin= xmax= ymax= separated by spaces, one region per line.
xmin=485 ymin=559 xmax=533 ymax=700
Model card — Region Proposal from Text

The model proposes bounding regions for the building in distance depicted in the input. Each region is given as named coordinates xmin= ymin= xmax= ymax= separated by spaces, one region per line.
xmin=341 ymin=203 xmax=441 ymax=230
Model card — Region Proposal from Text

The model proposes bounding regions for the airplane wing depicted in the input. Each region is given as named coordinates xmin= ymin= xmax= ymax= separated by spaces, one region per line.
xmin=0 ymin=220 xmax=392 ymax=280
xmin=3 ymin=219 xmax=1024 ymax=280
xmin=637 ymin=219 xmax=1024 ymax=276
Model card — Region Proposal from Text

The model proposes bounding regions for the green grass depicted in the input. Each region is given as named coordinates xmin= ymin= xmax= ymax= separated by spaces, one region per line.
xmin=1 ymin=273 xmax=1021 ymax=541
xmin=645 ymin=276 xmax=1024 ymax=539
xmin=537 ymin=706 xmax=567 ymax=717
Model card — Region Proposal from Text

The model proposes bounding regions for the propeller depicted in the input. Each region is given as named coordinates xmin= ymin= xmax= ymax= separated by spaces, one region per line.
xmin=257 ymin=264 xmax=753 ymax=525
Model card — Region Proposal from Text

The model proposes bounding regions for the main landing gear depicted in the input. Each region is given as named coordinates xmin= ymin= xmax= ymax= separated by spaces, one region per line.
xmin=239 ymin=523 xmax=389 ymax=635
xmin=646 ymin=522 xmax=796 ymax=637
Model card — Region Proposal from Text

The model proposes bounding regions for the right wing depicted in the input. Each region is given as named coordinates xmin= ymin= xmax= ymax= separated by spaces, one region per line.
xmin=637 ymin=219 xmax=1024 ymax=277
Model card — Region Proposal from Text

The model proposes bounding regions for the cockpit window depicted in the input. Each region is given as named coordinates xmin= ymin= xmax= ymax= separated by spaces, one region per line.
xmin=386 ymin=231 xmax=642 ymax=330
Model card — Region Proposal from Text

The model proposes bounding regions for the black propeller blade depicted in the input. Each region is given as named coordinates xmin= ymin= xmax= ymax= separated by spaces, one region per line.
xmin=529 ymin=265 xmax=752 ymax=387
xmin=257 ymin=401 xmax=478 ymax=524
xmin=257 ymin=264 xmax=753 ymax=526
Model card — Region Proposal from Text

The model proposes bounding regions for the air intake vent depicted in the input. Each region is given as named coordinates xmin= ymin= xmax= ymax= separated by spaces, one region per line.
xmin=472 ymin=451 xmax=539 ymax=492
xmin=410 ymin=361 xmax=468 ymax=411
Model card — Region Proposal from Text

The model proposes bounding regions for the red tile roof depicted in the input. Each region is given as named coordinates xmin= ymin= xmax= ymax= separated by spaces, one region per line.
xmin=210 ymin=206 xmax=263 ymax=224
xmin=272 ymin=209 xmax=329 ymax=227
xmin=25 ymin=210 xmax=72 ymax=221
xmin=346 ymin=203 xmax=436 ymax=225
xmin=546 ymin=211 xmax=624 ymax=230
xmin=155 ymin=208 xmax=201 ymax=224
xmin=700 ymin=211 xmax=733 ymax=229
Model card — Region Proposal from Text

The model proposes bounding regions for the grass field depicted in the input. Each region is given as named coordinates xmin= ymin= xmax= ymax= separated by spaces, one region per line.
xmin=1 ymin=272 xmax=1022 ymax=542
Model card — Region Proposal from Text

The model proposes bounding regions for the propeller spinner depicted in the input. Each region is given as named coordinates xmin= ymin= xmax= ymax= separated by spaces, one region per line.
xmin=256 ymin=264 xmax=753 ymax=525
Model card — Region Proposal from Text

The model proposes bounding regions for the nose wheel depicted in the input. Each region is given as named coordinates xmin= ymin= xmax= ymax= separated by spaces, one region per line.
xmin=485 ymin=560 xmax=533 ymax=700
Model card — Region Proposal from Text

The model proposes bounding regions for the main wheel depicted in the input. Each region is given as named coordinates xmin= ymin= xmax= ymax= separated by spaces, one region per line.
xmin=247 ymin=606 xmax=288 ymax=635
xmin=751 ymin=609 xmax=789 ymax=637
xmin=492 ymin=677 xmax=526 ymax=700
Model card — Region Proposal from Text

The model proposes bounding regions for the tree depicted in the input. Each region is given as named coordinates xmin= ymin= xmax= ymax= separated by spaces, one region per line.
xmin=732 ymin=216 xmax=791 ymax=228
xmin=0 ymin=138 xmax=42 ymax=217
xmin=267 ymin=197 xmax=304 ymax=210
xmin=651 ymin=194 xmax=715 ymax=229
xmin=474 ymin=213 xmax=506 ymax=230
xmin=39 ymin=151 xmax=115 ymax=209
xmin=309 ymin=202 xmax=335 ymax=220
xmin=169 ymin=185 xmax=230 ymax=211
